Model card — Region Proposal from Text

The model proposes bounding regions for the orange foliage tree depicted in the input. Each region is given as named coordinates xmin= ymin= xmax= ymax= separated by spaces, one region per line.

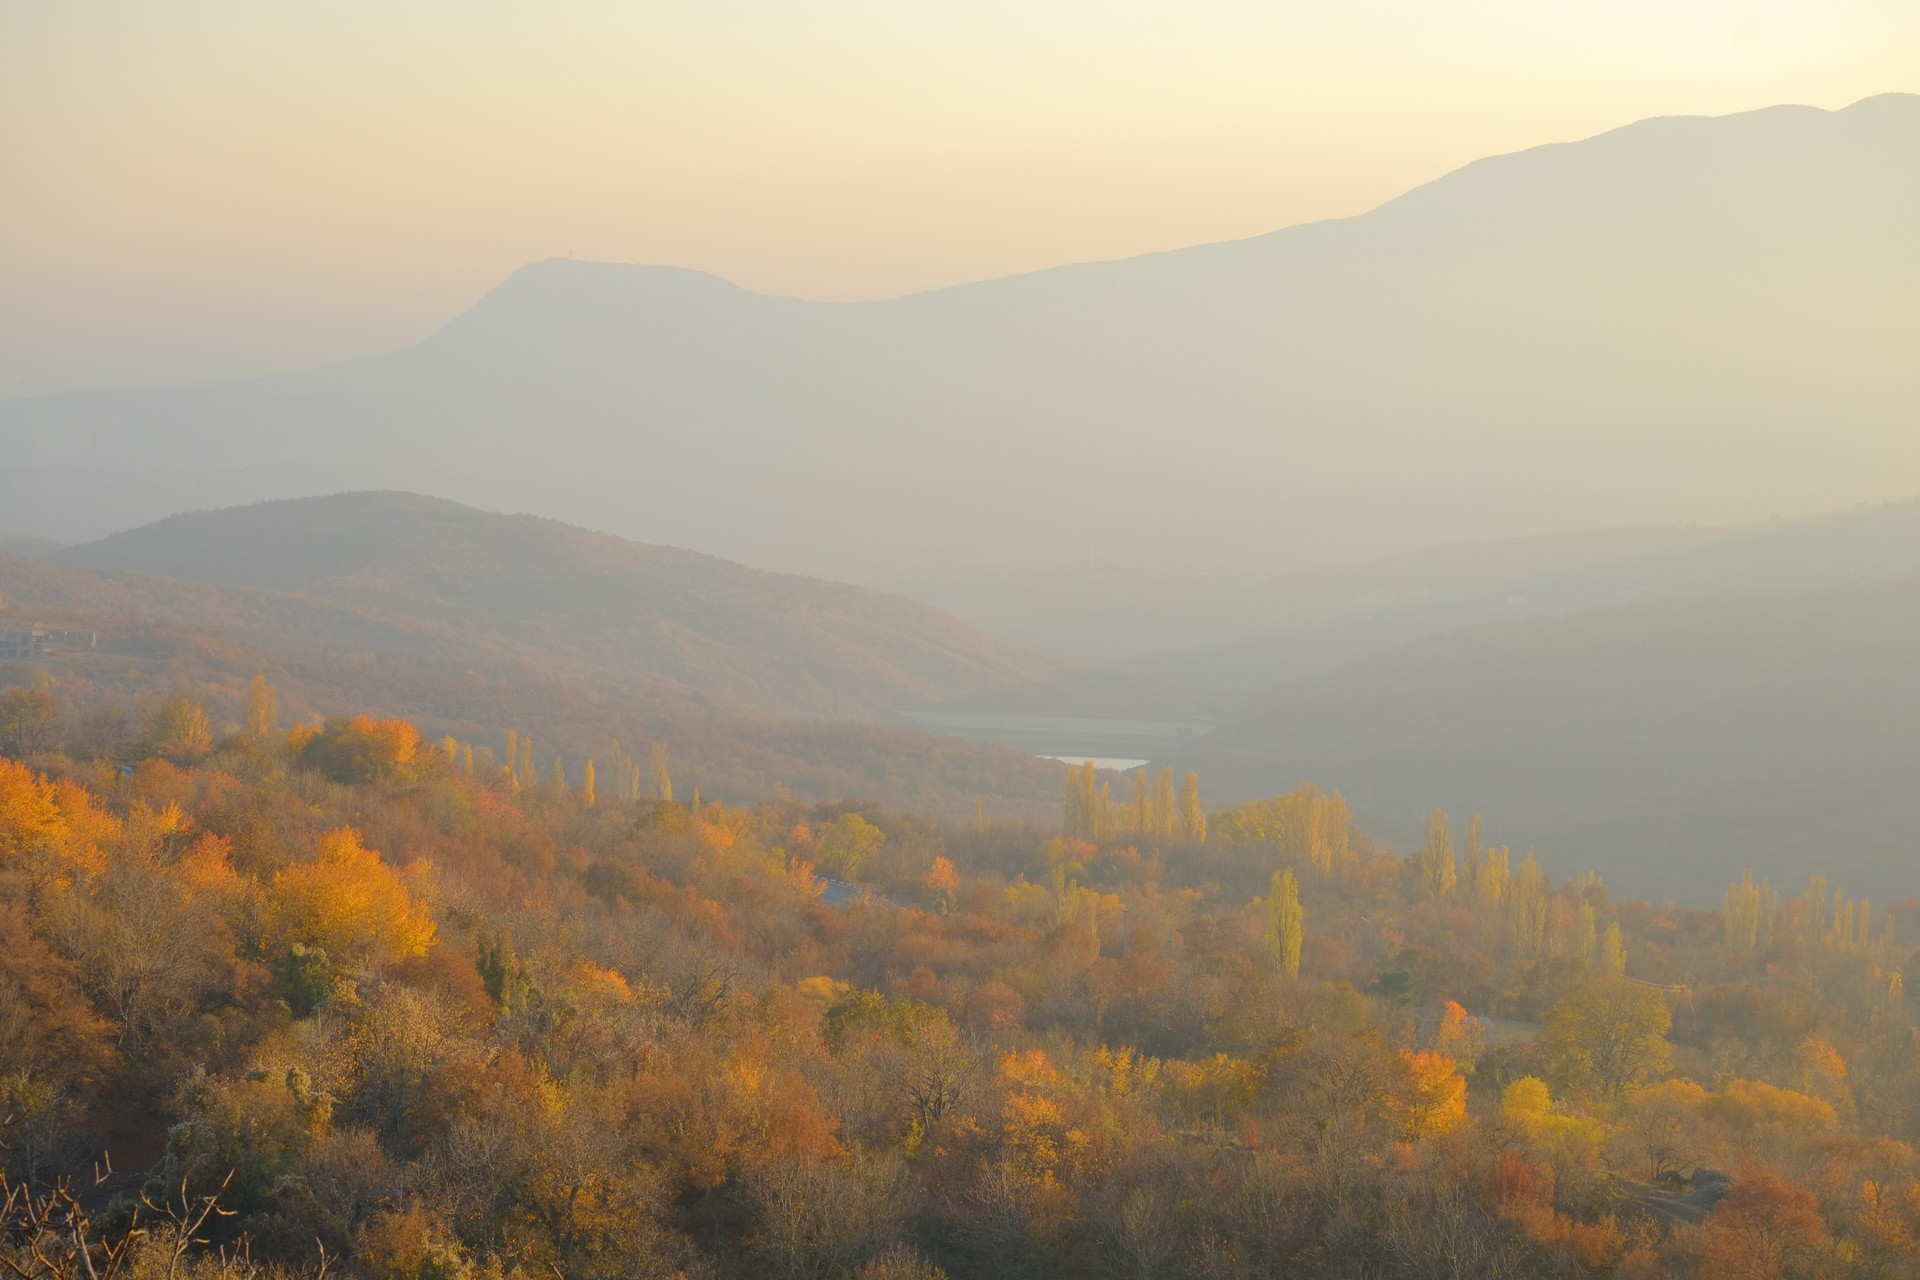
xmin=266 ymin=827 xmax=436 ymax=966
xmin=1397 ymin=1049 xmax=1468 ymax=1140
xmin=1699 ymin=1168 xmax=1830 ymax=1280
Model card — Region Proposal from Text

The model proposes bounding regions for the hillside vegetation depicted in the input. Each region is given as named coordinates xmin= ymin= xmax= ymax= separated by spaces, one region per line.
xmin=0 ymin=553 xmax=1072 ymax=823
xmin=2 ymin=687 xmax=1917 ymax=1279
xmin=47 ymin=493 xmax=1141 ymax=721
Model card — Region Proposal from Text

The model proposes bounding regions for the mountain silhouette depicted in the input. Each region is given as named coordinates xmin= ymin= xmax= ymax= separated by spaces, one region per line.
xmin=3 ymin=95 xmax=1915 ymax=581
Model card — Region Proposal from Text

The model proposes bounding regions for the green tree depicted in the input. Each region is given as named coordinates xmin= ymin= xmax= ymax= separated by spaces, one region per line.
xmin=0 ymin=685 xmax=58 ymax=758
xmin=819 ymin=813 xmax=886 ymax=880
xmin=147 ymin=696 xmax=212 ymax=763
xmin=1542 ymin=975 xmax=1671 ymax=1098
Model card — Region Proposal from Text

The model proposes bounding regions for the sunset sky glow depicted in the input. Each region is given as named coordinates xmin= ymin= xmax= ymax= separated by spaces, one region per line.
xmin=3 ymin=0 xmax=1915 ymax=395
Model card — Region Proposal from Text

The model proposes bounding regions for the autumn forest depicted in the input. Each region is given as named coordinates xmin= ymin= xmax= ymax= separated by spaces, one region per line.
xmin=2 ymin=676 xmax=1917 ymax=1280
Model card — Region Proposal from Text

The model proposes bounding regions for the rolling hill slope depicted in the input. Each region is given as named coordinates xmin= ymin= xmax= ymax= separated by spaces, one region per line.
xmin=1130 ymin=497 xmax=1920 ymax=693
xmin=3 ymin=95 xmax=1916 ymax=579
xmin=45 ymin=492 xmax=1141 ymax=721
xmin=1179 ymin=574 xmax=1920 ymax=903
xmin=0 ymin=548 xmax=1076 ymax=820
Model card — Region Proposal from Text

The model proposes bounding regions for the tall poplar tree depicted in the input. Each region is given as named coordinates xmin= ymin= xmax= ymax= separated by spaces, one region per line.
xmin=1266 ymin=868 xmax=1303 ymax=979
xmin=1601 ymin=922 xmax=1627 ymax=975
xmin=1179 ymin=772 xmax=1206 ymax=844
xmin=1573 ymin=903 xmax=1598 ymax=967
xmin=1462 ymin=812 xmax=1484 ymax=896
xmin=651 ymin=743 xmax=674 ymax=803
xmin=244 ymin=674 xmax=278 ymax=742
xmin=1419 ymin=810 xmax=1458 ymax=900
xmin=1152 ymin=768 xmax=1176 ymax=841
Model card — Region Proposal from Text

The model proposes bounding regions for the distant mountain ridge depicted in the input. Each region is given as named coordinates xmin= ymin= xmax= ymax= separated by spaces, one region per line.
xmin=45 ymin=492 xmax=1141 ymax=721
xmin=4 ymin=95 xmax=1916 ymax=577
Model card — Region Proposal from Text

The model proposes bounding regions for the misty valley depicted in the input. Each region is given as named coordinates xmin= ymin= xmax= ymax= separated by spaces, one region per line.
xmin=2 ymin=62 xmax=1919 ymax=1280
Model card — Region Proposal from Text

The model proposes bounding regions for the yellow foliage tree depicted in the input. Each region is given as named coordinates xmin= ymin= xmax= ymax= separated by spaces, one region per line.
xmin=148 ymin=696 xmax=212 ymax=763
xmin=650 ymin=743 xmax=673 ymax=802
xmin=1418 ymin=809 xmax=1457 ymax=900
xmin=1501 ymin=1076 xmax=1607 ymax=1160
xmin=267 ymin=827 xmax=436 ymax=966
xmin=1265 ymin=868 xmax=1303 ymax=979
xmin=1707 ymin=1078 xmax=1837 ymax=1141
xmin=817 ymin=813 xmax=885 ymax=880
xmin=1502 ymin=1076 xmax=1554 ymax=1130
xmin=1165 ymin=1052 xmax=1263 ymax=1125
xmin=1179 ymin=771 xmax=1206 ymax=843
xmin=1601 ymin=921 xmax=1628 ymax=975
xmin=1209 ymin=783 xmax=1350 ymax=877
xmin=1619 ymin=1078 xmax=1708 ymax=1181
xmin=1573 ymin=903 xmax=1598 ymax=967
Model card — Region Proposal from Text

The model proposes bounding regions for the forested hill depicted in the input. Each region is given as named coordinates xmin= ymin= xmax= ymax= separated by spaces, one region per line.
xmin=47 ymin=492 xmax=1142 ymax=721
xmin=0 ymin=550 xmax=1074 ymax=820
xmin=3 ymin=689 xmax=1917 ymax=1279
xmin=4 ymin=96 xmax=1916 ymax=575
xmin=1179 ymin=571 xmax=1920 ymax=902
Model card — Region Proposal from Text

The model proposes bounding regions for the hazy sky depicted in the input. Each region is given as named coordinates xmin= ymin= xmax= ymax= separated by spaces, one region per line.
xmin=3 ymin=0 xmax=1915 ymax=398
